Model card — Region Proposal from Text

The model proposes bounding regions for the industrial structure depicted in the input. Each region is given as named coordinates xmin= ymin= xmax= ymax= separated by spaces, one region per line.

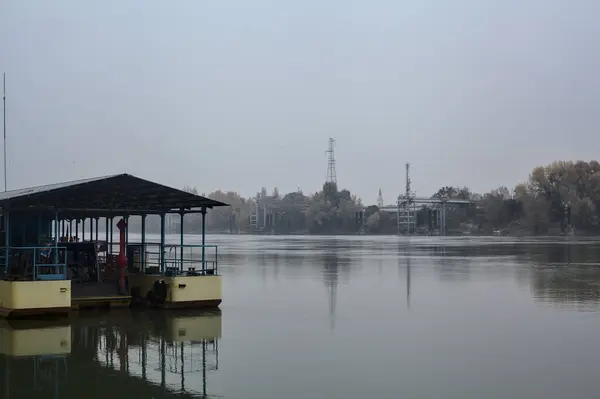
xmin=248 ymin=188 xmax=310 ymax=233
xmin=249 ymin=187 xmax=277 ymax=231
xmin=246 ymin=139 xmax=478 ymax=236
xmin=378 ymin=162 xmax=477 ymax=236
xmin=248 ymin=137 xmax=338 ymax=233
xmin=319 ymin=139 xmax=477 ymax=236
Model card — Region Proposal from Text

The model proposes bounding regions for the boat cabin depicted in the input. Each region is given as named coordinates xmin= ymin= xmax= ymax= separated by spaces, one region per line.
xmin=0 ymin=174 xmax=228 ymax=317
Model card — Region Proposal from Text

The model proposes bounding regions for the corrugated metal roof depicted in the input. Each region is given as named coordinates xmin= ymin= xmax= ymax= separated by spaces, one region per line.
xmin=0 ymin=173 xmax=229 ymax=212
xmin=0 ymin=174 xmax=118 ymax=202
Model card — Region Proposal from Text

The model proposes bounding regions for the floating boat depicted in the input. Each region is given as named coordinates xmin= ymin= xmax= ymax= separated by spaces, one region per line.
xmin=0 ymin=173 xmax=228 ymax=318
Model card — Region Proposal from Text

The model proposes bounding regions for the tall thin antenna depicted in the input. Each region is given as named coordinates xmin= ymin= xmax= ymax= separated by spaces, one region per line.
xmin=326 ymin=137 xmax=337 ymax=184
xmin=377 ymin=188 xmax=384 ymax=208
xmin=405 ymin=162 xmax=413 ymax=235
xmin=405 ymin=162 xmax=411 ymax=200
xmin=2 ymin=73 xmax=6 ymax=192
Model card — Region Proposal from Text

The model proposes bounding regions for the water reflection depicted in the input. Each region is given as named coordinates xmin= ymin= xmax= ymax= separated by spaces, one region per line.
xmin=0 ymin=319 xmax=70 ymax=399
xmin=524 ymin=242 xmax=600 ymax=307
xmin=415 ymin=238 xmax=600 ymax=307
xmin=397 ymin=245 xmax=412 ymax=309
xmin=4 ymin=236 xmax=600 ymax=398
xmin=218 ymin=233 xmax=600 ymax=309
xmin=406 ymin=256 xmax=411 ymax=309
xmin=0 ymin=310 xmax=221 ymax=399
xmin=322 ymin=251 xmax=340 ymax=330
xmin=105 ymin=235 xmax=600 ymax=397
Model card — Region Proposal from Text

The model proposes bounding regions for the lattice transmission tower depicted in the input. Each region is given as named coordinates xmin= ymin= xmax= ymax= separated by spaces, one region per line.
xmin=326 ymin=137 xmax=337 ymax=184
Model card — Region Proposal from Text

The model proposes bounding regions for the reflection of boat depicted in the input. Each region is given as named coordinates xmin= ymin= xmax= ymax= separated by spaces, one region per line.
xmin=95 ymin=309 xmax=221 ymax=396
xmin=0 ymin=318 xmax=71 ymax=357
xmin=0 ymin=310 xmax=222 ymax=398
xmin=141 ymin=308 xmax=222 ymax=342
xmin=0 ymin=319 xmax=71 ymax=399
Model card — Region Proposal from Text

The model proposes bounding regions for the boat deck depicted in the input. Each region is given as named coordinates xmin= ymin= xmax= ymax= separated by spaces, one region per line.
xmin=70 ymin=282 xmax=131 ymax=311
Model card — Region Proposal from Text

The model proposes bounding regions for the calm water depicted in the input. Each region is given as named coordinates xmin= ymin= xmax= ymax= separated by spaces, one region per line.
xmin=3 ymin=235 xmax=600 ymax=398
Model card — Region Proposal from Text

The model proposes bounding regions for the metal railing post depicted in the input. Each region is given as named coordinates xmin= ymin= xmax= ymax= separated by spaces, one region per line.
xmin=180 ymin=211 xmax=184 ymax=273
xmin=141 ymin=214 xmax=146 ymax=273
xmin=4 ymin=210 xmax=9 ymax=275
xmin=33 ymin=247 xmax=37 ymax=280
xmin=201 ymin=207 xmax=206 ymax=273
xmin=54 ymin=212 xmax=59 ymax=265
xmin=160 ymin=213 xmax=166 ymax=274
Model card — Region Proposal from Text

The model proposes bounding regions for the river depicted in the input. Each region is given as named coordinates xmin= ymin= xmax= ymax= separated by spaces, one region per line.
xmin=2 ymin=235 xmax=600 ymax=398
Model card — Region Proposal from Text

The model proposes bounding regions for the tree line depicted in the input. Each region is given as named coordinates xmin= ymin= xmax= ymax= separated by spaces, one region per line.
xmin=175 ymin=160 xmax=600 ymax=235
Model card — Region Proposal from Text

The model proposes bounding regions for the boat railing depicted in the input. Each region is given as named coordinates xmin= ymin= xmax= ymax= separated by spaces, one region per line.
xmin=126 ymin=243 xmax=219 ymax=276
xmin=6 ymin=246 xmax=68 ymax=281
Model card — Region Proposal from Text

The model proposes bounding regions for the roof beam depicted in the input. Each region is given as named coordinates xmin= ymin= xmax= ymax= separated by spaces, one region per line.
xmin=9 ymin=207 xmax=211 ymax=216
xmin=0 ymin=173 xmax=229 ymax=210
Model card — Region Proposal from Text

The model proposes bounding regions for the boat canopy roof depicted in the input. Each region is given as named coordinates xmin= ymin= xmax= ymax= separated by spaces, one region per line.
xmin=0 ymin=173 xmax=228 ymax=217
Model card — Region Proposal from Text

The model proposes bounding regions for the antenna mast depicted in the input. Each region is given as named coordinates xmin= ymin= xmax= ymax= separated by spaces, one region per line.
xmin=326 ymin=138 xmax=337 ymax=184
xmin=405 ymin=162 xmax=411 ymax=200
xmin=377 ymin=188 xmax=384 ymax=208
xmin=3 ymin=73 xmax=6 ymax=192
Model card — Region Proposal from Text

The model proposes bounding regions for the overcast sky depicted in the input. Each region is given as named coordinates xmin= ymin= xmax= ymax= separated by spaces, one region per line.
xmin=1 ymin=1 xmax=599 ymax=204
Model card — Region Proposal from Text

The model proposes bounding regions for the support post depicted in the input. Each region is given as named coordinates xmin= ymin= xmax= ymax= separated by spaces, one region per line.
xmin=179 ymin=211 xmax=184 ymax=272
xmin=116 ymin=218 xmax=127 ymax=294
xmin=54 ymin=212 xmax=59 ymax=265
xmin=4 ymin=210 xmax=9 ymax=274
xmin=75 ymin=219 xmax=79 ymax=241
xmin=69 ymin=219 xmax=73 ymax=240
xmin=96 ymin=218 xmax=100 ymax=282
xmin=82 ymin=218 xmax=85 ymax=241
xmin=124 ymin=215 xmax=129 ymax=253
xmin=109 ymin=218 xmax=113 ymax=254
xmin=160 ymin=213 xmax=166 ymax=274
xmin=37 ymin=213 xmax=42 ymax=244
xmin=20 ymin=215 xmax=26 ymax=246
xmin=141 ymin=214 xmax=146 ymax=272
xmin=105 ymin=217 xmax=109 ymax=250
xmin=201 ymin=207 xmax=206 ymax=273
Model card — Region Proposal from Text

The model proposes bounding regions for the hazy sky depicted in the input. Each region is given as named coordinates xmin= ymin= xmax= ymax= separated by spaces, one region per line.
xmin=1 ymin=1 xmax=599 ymax=204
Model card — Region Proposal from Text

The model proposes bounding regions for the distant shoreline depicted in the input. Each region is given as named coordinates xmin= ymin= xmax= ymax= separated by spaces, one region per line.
xmin=131 ymin=230 xmax=588 ymax=238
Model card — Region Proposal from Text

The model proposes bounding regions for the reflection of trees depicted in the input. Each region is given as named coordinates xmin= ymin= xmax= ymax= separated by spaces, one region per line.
xmin=527 ymin=243 xmax=600 ymax=305
xmin=410 ymin=242 xmax=474 ymax=281
xmin=530 ymin=265 xmax=600 ymax=304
